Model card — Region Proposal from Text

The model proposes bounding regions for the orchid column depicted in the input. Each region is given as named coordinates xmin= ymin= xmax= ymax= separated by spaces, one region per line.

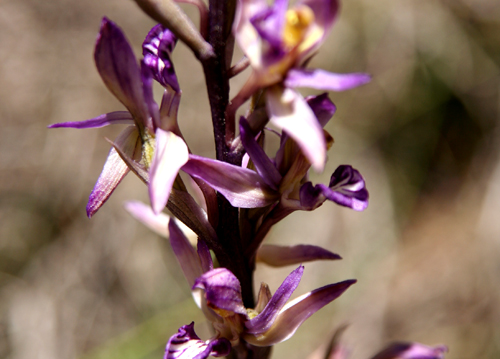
xmin=48 ymin=0 xmax=448 ymax=359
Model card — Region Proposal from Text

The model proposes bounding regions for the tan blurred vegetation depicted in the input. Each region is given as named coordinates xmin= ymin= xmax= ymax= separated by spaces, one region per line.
xmin=0 ymin=0 xmax=499 ymax=358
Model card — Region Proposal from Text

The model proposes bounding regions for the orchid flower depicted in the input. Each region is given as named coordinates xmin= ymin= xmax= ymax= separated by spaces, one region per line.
xmin=162 ymin=219 xmax=355 ymax=359
xmin=180 ymin=94 xmax=368 ymax=214
xmin=49 ymin=18 xmax=188 ymax=216
xmin=230 ymin=0 xmax=371 ymax=172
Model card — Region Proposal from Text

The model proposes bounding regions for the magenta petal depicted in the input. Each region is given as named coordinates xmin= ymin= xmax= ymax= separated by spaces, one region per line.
xmin=306 ymin=93 xmax=336 ymax=128
xmin=267 ymin=86 xmax=326 ymax=172
xmin=300 ymin=165 xmax=369 ymax=211
xmin=240 ymin=117 xmax=282 ymax=190
xmin=149 ymin=129 xmax=189 ymax=214
xmin=300 ymin=0 xmax=339 ymax=38
xmin=168 ymin=219 xmax=204 ymax=286
xmin=285 ymin=68 xmax=371 ymax=92
xmin=192 ymin=268 xmax=247 ymax=315
xmin=48 ymin=111 xmax=134 ymax=129
xmin=182 ymin=155 xmax=279 ymax=208
xmin=257 ymin=244 xmax=341 ymax=267
xmin=246 ymin=265 xmax=304 ymax=335
xmin=165 ymin=322 xmax=231 ymax=359
xmin=370 ymin=343 xmax=448 ymax=359
xmin=94 ymin=18 xmax=149 ymax=123
xmin=245 ymin=279 xmax=356 ymax=346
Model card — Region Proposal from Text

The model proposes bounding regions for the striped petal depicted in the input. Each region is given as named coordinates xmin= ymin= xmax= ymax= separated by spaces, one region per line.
xmin=165 ymin=323 xmax=231 ymax=359
xmin=86 ymin=126 xmax=141 ymax=217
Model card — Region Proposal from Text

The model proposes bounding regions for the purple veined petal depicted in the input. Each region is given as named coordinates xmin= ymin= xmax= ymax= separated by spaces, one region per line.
xmin=149 ymin=129 xmax=189 ymax=214
xmin=94 ymin=18 xmax=149 ymax=125
xmin=197 ymin=239 xmax=213 ymax=273
xmin=86 ymin=126 xmax=141 ymax=218
xmin=240 ymin=117 xmax=282 ymax=190
xmin=266 ymin=85 xmax=326 ymax=172
xmin=370 ymin=342 xmax=448 ymax=359
xmin=192 ymin=268 xmax=247 ymax=316
xmin=245 ymin=265 xmax=304 ymax=335
xmin=306 ymin=93 xmax=336 ymax=127
xmin=285 ymin=68 xmax=371 ymax=92
xmin=300 ymin=165 xmax=369 ymax=211
xmin=48 ymin=111 xmax=134 ymax=129
xmin=143 ymin=24 xmax=180 ymax=92
xmin=244 ymin=279 xmax=356 ymax=346
xmin=165 ymin=322 xmax=231 ymax=359
xmin=182 ymin=155 xmax=279 ymax=208
xmin=256 ymin=244 xmax=341 ymax=267
xmin=169 ymin=219 xmax=204 ymax=286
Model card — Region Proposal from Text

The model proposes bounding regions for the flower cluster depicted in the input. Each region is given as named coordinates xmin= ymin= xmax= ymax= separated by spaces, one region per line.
xmin=49 ymin=0 xmax=448 ymax=359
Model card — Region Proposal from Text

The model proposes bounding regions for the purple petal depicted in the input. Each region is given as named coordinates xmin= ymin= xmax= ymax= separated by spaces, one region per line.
xmin=143 ymin=24 xmax=180 ymax=92
xmin=149 ymin=129 xmax=189 ymax=214
xmin=306 ymin=93 xmax=336 ymax=127
xmin=300 ymin=165 xmax=369 ymax=211
xmin=370 ymin=343 xmax=448 ymax=359
xmin=285 ymin=69 xmax=371 ymax=91
xmin=240 ymin=117 xmax=282 ymax=190
xmin=256 ymin=244 xmax=341 ymax=267
xmin=197 ymin=240 xmax=213 ymax=273
xmin=94 ymin=18 xmax=149 ymax=124
xmin=169 ymin=219 xmax=204 ymax=286
xmin=86 ymin=126 xmax=141 ymax=217
xmin=299 ymin=0 xmax=339 ymax=42
xmin=165 ymin=322 xmax=231 ymax=359
xmin=182 ymin=155 xmax=279 ymax=208
xmin=266 ymin=86 xmax=326 ymax=172
xmin=249 ymin=0 xmax=288 ymax=57
xmin=246 ymin=265 xmax=304 ymax=334
xmin=192 ymin=268 xmax=247 ymax=316
xmin=244 ymin=279 xmax=356 ymax=346
xmin=48 ymin=111 xmax=134 ymax=129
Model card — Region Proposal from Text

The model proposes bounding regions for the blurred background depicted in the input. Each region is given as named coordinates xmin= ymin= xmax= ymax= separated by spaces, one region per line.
xmin=1 ymin=0 xmax=499 ymax=358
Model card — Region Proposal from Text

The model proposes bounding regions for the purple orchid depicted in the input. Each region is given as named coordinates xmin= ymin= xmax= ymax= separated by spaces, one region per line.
xmin=230 ymin=0 xmax=371 ymax=172
xmin=164 ymin=218 xmax=355 ymax=358
xmin=180 ymin=94 xmax=368 ymax=213
xmin=49 ymin=19 xmax=188 ymax=217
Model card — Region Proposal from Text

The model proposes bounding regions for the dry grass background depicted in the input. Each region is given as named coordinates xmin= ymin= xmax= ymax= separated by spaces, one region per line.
xmin=1 ymin=0 xmax=500 ymax=358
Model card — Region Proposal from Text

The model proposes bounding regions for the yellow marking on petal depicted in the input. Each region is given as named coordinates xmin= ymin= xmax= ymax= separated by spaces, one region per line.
xmin=283 ymin=5 xmax=315 ymax=48
xmin=246 ymin=308 xmax=259 ymax=319
xmin=141 ymin=131 xmax=156 ymax=169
